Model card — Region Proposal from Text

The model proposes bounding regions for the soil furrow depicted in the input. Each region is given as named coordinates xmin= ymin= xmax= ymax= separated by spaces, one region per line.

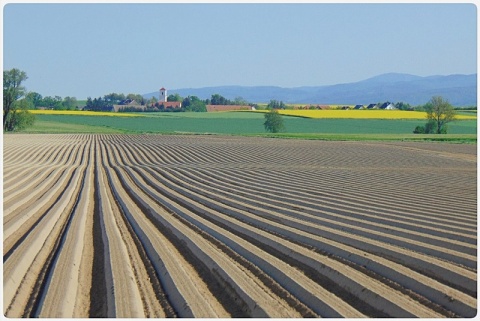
xmin=3 ymin=134 xmax=476 ymax=318
xmin=138 ymin=165 xmax=475 ymax=316
xmin=89 ymin=140 xmax=109 ymax=317
xmin=173 ymin=167 xmax=476 ymax=253
xmin=112 ymin=163 xmax=305 ymax=317
xmin=139 ymin=166 xmax=476 ymax=291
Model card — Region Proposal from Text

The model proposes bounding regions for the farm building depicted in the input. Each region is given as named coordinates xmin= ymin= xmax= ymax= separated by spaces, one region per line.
xmin=379 ymin=102 xmax=396 ymax=110
xmin=119 ymin=99 xmax=138 ymax=105
xmin=113 ymin=99 xmax=144 ymax=112
xmin=354 ymin=104 xmax=364 ymax=109
xmin=366 ymin=103 xmax=377 ymax=109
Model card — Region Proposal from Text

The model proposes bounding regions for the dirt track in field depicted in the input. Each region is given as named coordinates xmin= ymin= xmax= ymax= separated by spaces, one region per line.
xmin=3 ymin=134 xmax=477 ymax=317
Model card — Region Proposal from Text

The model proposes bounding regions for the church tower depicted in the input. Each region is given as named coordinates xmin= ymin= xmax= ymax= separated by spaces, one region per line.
xmin=159 ymin=87 xmax=167 ymax=102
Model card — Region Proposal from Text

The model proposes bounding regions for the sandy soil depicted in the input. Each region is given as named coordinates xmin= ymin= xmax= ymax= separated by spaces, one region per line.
xmin=3 ymin=134 xmax=477 ymax=317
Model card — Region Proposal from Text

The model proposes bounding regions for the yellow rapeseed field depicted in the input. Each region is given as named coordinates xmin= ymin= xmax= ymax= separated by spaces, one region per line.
xmin=30 ymin=110 xmax=142 ymax=117
xmin=255 ymin=109 xmax=477 ymax=120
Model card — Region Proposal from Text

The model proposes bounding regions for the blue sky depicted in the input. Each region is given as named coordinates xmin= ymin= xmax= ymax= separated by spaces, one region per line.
xmin=3 ymin=2 xmax=477 ymax=99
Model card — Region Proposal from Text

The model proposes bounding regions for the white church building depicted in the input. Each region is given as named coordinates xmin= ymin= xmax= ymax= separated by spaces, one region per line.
xmin=159 ymin=87 xmax=182 ymax=109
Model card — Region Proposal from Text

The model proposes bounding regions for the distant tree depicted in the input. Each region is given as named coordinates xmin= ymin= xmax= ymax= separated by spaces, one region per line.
xmin=104 ymin=93 xmax=125 ymax=104
xmin=267 ymin=99 xmax=286 ymax=110
xmin=126 ymin=93 xmax=145 ymax=105
xmin=234 ymin=96 xmax=249 ymax=105
xmin=85 ymin=96 xmax=113 ymax=111
xmin=424 ymin=96 xmax=456 ymax=134
xmin=40 ymin=95 xmax=63 ymax=109
xmin=167 ymin=93 xmax=183 ymax=102
xmin=263 ymin=109 xmax=285 ymax=133
xmin=210 ymin=94 xmax=231 ymax=105
xmin=395 ymin=101 xmax=412 ymax=111
xmin=148 ymin=96 xmax=158 ymax=106
xmin=54 ymin=96 xmax=63 ymax=108
xmin=126 ymin=93 xmax=139 ymax=101
xmin=183 ymin=96 xmax=206 ymax=112
xmin=25 ymin=91 xmax=43 ymax=108
xmin=62 ymin=96 xmax=78 ymax=110
xmin=4 ymin=68 xmax=35 ymax=131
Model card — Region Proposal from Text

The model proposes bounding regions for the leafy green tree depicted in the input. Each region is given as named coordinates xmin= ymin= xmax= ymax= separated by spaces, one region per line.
xmin=4 ymin=68 xmax=35 ymax=131
xmin=62 ymin=96 xmax=78 ymax=110
xmin=210 ymin=94 xmax=231 ymax=105
xmin=26 ymin=91 xmax=43 ymax=108
xmin=267 ymin=99 xmax=286 ymax=110
xmin=126 ymin=93 xmax=145 ymax=105
xmin=104 ymin=93 xmax=125 ymax=104
xmin=4 ymin=98 xmax=35 ymax=131
xmin=183 ymin=96 xmax=206 ymax=112
xmin=395 ymin=101 xmax=412 ymax=111
xmin=167 ymin=93 xmax=183 ymax=102
xmin=424 ymin=96 xmax=456 ymax=134
xmin=234 ymin=96 xmax=248 ymax=105
xmin=263 ymin=109 xmax=285 ymax=133
xmin=40 ymin=96 xmax=63 ymax=109
xmin=85 ymin=96 xmax=114 ymax=111
xmin=148 ymin=96 xmax=158 ymax=106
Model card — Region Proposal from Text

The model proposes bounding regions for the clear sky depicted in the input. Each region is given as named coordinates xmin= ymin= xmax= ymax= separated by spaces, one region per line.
xmin=3 ymin=2 xmax=477 ymax=99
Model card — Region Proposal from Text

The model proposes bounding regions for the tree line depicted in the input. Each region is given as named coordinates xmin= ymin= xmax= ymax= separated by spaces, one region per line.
xmin=3 ymin=67 xmax=460 ymax=133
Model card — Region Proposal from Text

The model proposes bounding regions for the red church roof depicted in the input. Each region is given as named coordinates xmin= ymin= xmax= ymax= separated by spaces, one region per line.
xmin=160 ymin=101 xmax=182 ymax=108
xmin=160 ymin=87 xmax=166 ymax=90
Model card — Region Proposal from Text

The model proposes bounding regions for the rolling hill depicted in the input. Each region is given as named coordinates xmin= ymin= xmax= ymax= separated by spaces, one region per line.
xmin=143 ymin=73 xmax=477 ymax=106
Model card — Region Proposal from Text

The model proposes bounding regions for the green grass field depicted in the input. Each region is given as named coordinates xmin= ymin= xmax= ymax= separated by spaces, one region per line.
xmin=21 ymin=112 xmax=477 ymax=142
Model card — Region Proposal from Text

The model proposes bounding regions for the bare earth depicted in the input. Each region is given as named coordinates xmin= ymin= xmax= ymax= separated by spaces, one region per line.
xmin=3 ymin=134 xmax=477 ymax=317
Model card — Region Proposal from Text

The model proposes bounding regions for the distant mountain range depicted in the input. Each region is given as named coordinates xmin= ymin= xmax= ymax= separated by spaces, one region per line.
xmin=143 ymin=73 xmax=477 ymax=106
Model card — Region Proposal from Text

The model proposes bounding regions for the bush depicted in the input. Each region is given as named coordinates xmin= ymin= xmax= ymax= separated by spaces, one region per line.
xmin=5 ymin=109 xmax=35 ymax=131
xmin=413 ymin=120 xmax=447 ymax=134
xmin=413 ymin=125 xmax=425 ymax=134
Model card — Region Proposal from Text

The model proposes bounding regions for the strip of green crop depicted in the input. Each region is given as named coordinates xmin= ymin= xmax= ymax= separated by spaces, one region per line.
xmin=20 ymin=114 xmax=477 ymax=143
xmin=21 ymin=120 xmax=129 ymax=134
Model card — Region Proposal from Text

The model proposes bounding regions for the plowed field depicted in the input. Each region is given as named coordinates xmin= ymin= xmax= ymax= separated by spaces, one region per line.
xmin=3 ymin=134 xmax=477 ymax=317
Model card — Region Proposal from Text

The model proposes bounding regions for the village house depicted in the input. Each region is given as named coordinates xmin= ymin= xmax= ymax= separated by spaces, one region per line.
xmin=379 ymin=102 xmax=396 ymax=110
xmin=112 ymin=98 xmax=144 ymax=112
